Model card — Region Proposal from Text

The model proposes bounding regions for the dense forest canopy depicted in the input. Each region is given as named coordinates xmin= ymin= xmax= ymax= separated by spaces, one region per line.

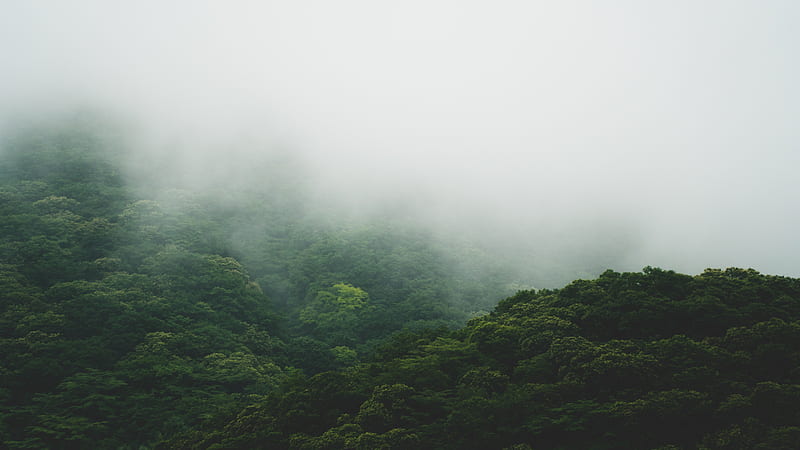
xmin=1 ymin=121 xmax=799 ymax=449
xmin=0 ymin=119 xmax=525 ymax=447
xmin=3 ymin=1 xmax=799 ymax=448
xmin=172 ymin=267 xmax=800 ymax=449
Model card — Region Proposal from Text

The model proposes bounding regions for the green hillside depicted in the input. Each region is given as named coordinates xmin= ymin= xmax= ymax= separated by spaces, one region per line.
xmin=2 ymin=122 xmax=799 ymax=449
xmin=168 ymin=267 xmax=800 ymax=449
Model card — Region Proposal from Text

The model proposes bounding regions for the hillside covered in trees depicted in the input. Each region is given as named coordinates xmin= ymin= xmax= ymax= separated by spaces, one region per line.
xmin=170 ymin=266 xmax=800 ymax=449
xmin=2 ymin=121 xmax=800 ymax=449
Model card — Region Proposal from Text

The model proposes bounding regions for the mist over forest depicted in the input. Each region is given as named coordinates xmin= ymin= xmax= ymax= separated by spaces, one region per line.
xmin=3 ymin=0 xmax=799 ymax=283
xmin=2 ymin=1 xmax=800 ymax=449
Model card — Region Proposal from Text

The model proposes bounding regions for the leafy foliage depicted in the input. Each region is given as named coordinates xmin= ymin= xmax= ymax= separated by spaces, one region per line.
xmin=0 ymin=120 xmax=522 ymax=447
xmin=3 ymin=121 xmax=800 ymax=448
xmin=176 ymin=268 xmax=800 ymax=449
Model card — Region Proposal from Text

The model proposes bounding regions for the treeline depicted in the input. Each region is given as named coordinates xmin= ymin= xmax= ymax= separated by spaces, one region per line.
xmin=169 ymin=267 xmax=800 ymax=449
xmin=0 ymin=119 xmax=519 ymax=447
xmin=2 ymin=121 xmax=800 ymax=449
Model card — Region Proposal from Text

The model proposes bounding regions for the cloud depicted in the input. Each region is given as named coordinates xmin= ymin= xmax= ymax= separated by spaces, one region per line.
xmin=2 ymin=1 xmax=799 ymax=282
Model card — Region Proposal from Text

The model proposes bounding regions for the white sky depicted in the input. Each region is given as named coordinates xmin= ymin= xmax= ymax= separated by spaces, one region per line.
xmin=1 ymin=1 xmax=799 ymax=279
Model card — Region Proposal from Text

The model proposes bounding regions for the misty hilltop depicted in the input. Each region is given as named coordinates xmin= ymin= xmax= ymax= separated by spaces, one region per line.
xmin=1 ymin=1 xmax=799 ymax=279
xmin=1 ymin=110 xmax=800 ymax=449
xmin=2 ymin=1 xmax=800 ymax=448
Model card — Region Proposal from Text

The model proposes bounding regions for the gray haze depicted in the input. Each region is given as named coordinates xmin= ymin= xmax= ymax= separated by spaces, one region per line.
xmin=2 ymin=1 xmax=799 ymax=283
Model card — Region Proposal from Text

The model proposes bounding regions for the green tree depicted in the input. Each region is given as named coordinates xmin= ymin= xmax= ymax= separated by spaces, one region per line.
xmin=299 ymin=283 xmax=375 ymax=346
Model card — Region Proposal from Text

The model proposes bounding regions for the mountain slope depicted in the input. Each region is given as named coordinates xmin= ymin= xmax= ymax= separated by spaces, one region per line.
xmin=170 ymin=267 xmax=800 ymax=449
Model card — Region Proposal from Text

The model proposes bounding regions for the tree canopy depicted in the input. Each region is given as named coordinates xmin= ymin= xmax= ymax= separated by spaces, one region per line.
xmin=2 ymin=122 xmax=799 ymax=449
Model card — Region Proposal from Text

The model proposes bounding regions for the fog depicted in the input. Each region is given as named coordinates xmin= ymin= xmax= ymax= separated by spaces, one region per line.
xmin=2 ymin=1 xmax=799 ymax=284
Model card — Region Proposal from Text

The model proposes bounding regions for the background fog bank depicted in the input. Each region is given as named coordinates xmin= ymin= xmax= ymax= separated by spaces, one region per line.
xmin=2 ymin=1 xmax=799 ymax=283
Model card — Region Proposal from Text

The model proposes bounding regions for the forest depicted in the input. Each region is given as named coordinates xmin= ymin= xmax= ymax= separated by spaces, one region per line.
xmin=2 ymin=121 xmax=800 ymax=449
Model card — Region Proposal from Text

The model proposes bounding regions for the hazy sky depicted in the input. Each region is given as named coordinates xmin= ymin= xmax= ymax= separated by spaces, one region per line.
xmin=2 ymin=1 xmax=799 ymax=279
